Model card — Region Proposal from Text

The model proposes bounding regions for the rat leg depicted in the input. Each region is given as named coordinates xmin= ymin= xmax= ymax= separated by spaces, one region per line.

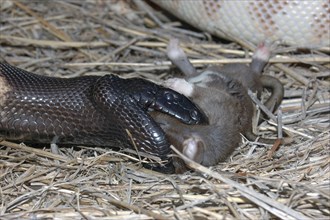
xmin=250 ymin=42 xmax=271 ymax=75
xmin=182 ymin=135 xmax=205 ymax=164
xmin=166 ymin=38 xmax=198 ymax=76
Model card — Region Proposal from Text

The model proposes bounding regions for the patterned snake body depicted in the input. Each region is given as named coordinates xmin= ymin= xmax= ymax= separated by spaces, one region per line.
xmin=0 ymin=62 xmax=206 ymax=171
xmin=155 ymin=0 xmax=329 ymax=47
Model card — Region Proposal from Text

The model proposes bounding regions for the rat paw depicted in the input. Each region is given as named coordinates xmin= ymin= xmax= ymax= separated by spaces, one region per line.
xmin=182 ymin=135 xmax=205 ymax=164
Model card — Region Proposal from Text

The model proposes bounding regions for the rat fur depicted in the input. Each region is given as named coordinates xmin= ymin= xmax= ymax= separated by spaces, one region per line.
xmin=151 ymin=39 xmax=284 ymax=172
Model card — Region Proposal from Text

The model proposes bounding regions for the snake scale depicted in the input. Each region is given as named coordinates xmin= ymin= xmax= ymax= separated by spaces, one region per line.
xmin=0 ymin=62 xmax=207 ymax=172
xmin=154 ymin=0 xmax=329 ymax=47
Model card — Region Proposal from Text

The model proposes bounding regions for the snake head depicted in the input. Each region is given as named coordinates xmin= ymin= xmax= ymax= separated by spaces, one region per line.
xmin=151 ymin=88 xmax=209 ymax=125
xmin=121 ymin=77 xmax=208 ymax=125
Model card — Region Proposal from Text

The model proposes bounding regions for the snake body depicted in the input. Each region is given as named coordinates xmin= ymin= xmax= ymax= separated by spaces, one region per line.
xmin=0 ymin=62 xmax=206 ymax=172
xmin=154 ymin=0 xmax=329 ymax=47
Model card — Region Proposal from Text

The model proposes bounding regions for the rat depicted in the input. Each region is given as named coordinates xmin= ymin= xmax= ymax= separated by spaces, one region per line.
xmin=151 ymin=39 xmax=284 ymax=173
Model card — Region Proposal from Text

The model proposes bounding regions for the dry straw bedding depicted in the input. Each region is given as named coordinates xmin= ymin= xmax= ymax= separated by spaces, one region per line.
xmin=0 ymin=1 xmax=329 ymax=219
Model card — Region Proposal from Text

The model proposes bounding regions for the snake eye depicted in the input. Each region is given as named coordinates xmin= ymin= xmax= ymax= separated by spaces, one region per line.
xmin=190 ymin=110 xmax=198 ymax=121
xmin=164 ymin=91 xmax=178 ymax=101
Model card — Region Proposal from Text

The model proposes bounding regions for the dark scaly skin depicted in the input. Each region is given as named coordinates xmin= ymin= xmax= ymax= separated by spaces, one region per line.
xmin=0 ymin=62 xmax=207 ymax=173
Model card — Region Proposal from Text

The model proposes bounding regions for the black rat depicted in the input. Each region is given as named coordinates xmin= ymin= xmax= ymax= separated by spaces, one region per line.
xmin=151 ymin=39 xmax=284 ymax=172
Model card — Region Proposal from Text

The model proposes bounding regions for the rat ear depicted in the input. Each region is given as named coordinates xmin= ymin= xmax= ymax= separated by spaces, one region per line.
xmin=182 ymin=136 xmax=205 ymax=164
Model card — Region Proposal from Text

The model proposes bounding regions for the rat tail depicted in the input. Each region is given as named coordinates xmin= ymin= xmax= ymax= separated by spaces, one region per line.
xmin=245 ymin=130 xmax=293 ymax=145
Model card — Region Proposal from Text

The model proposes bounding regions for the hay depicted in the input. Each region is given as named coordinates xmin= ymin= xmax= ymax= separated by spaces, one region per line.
xmin=0 ymin=1 xmax=329 ymax=219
